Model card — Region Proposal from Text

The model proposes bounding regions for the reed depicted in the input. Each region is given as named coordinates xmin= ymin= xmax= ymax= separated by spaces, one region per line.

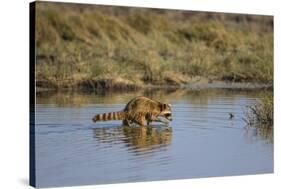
xmin=244 ymin=95 xmax=273 ymax=127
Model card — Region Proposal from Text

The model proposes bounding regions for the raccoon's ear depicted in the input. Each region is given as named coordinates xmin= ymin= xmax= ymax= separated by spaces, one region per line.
xmin=160 ymin=104 xmax=163 ymax=111
xmin=160 ymin=104 xmax=166 ymax=111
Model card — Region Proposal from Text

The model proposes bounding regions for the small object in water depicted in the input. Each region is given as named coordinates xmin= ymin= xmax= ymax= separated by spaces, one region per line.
xmin=229 ymin=113 xmax=234 ymax=119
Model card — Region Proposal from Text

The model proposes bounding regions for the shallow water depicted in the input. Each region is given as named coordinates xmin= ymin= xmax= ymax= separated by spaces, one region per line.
xmin=35 ymin=89 xmax=273 ymax=188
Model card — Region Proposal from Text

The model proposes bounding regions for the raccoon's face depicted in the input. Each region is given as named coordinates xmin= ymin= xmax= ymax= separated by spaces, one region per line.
xmin=160 ymin=103 xmax=173 ymax=121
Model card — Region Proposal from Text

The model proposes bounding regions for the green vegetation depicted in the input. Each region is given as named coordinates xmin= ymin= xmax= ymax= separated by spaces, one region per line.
xmin=35 ymin=2 xmax=273 ymax=90
xmin=244 ymin=94 xmax=273 ymax=127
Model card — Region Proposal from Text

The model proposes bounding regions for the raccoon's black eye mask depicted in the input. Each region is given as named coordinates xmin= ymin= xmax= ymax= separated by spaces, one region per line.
xmin=163 ymin=113 xmax=172 ymax=121
xmin=164 ymin=113 xmax=172 ymax=117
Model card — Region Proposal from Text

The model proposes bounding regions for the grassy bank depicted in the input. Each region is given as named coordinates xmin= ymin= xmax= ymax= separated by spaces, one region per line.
xmin=35 ymin=2 xmax=273 ymax=90
xmin=244 ymin=95 xmax=273 ymax=127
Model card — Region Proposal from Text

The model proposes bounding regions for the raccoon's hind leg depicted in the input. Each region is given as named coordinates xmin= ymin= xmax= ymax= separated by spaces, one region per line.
xmin=123 ymin=119 xmax=132 ymax=127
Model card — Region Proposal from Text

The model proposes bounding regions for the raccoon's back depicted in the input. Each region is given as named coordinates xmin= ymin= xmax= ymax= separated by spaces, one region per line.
xmin=124 ymin=96 xmax=161 ymax=114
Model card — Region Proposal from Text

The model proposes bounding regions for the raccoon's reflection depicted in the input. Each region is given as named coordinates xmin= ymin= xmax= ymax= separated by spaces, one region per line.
xmin=122 ymin=126 xmax=172 ymax=149
xmin=92 ymin=125 xmax=172 ymax=150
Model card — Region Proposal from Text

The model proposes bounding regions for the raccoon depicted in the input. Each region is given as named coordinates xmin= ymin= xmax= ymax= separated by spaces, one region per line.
xmin=92 ymin=96 xmax=172 ymax=126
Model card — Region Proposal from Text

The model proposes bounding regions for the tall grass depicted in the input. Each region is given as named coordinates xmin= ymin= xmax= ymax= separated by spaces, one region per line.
xmin=35 ymin=2 xmax=273 ymax=89
xmin=244 ymin=95 xmax=273 ymax=127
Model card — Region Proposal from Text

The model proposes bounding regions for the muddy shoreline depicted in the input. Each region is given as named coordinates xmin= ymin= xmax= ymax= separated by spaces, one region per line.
xmin=36 ymin=79 xmax=273 ymax=93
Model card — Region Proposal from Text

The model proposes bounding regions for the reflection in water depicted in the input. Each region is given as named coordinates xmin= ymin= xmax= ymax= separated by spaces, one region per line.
xmin=244 ymin=125 xmax=273 ymax=143
xmin=36 ymin=88 xmax=270 ymax=106
xmin=257 ymin=126 xmax=273 ymax=142
xmin=35 ymin=88 xmax=273 ymax=187
xmin=93 ymin=125 xmax=172 ymax=151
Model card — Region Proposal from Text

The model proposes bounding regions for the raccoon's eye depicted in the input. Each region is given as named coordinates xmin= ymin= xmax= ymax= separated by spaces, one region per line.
xmin=165 ymin=113 xmax=171 ymax=117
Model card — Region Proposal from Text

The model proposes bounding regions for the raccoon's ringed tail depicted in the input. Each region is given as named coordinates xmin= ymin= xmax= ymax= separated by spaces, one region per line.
xmin=92 ymin=117 xmax=97 ymax=123
xmin=92 ymin=111 xmax=125 ymax=123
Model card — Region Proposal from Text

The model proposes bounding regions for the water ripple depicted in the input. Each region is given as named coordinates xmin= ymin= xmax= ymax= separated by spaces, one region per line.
xmin=35 ymin=90 xmax=273 ymax=187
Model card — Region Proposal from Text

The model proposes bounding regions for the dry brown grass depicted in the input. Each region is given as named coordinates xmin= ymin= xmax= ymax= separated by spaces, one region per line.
xmin=35 ymin=2 xmax=273 ymax=90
